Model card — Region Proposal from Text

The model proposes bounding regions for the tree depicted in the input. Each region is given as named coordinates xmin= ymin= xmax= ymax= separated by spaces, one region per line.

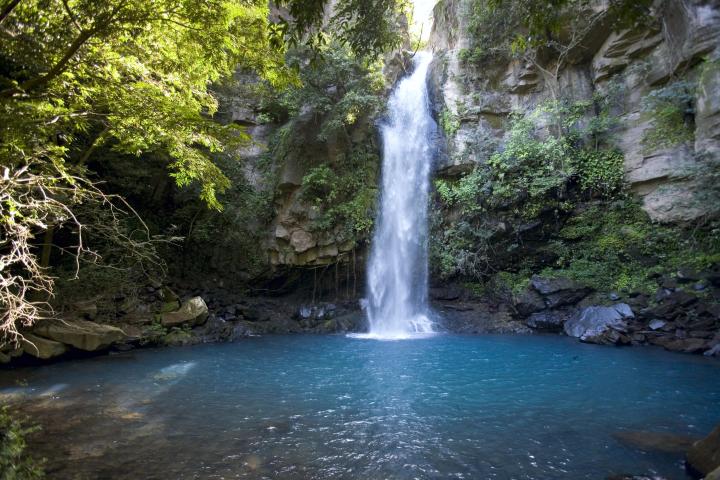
xmin=0 ymin=0 xmax=407 ymax=342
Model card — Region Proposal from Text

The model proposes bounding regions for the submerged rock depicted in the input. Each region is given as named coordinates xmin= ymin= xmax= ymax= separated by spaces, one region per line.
xmin=613 ymin=430 xmax=698 ymax=453
xmin=564 ymin=303 xmax=634 ymax=344
xmin=606 ymin=476 xmax=668 ymax=480
xmin=34 ymin=319 xmax=126 ymax=351
xmin=686 ymin=424 xmax=720 ymax=477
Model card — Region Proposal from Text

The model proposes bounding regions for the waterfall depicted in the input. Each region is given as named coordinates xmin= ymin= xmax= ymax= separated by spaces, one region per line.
xmin=363 ymin=52 xmax=436 ymax=339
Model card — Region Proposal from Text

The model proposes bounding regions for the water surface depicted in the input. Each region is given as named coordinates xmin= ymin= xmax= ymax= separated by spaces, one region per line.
xmin=2 ymin=335 xmax=719 ymax=479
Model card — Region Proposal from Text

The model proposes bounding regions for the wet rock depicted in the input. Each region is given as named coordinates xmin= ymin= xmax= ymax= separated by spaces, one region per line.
xmin=333 ymin=311 xmax=366 ymax=332
xmin=195 ymin=316 xmax=234 ymax=343
xmin=530 ymin=276 xmax=583 ymax=295
xmin=160 ymin=297 xmax=209 ymax=327
xmin=564 ymin=304 xmax=634 ymax=344
xmin=648 ymin=319 xmax=666 ymax=330
xmin=33 ymin=319 xmax=127 ymax=351
xmin=162 ymin=329 xmax=196 ymax=347
xmin=230 ymin=322 xmax=258 ymax=340
xmin=676 ymin=268 xmax=701 ymax=283
xmin=21 ymin=333 xmax=67 ymax=359
xmin=613 ymin=430 xmax=698 ymax=454
xmin=529 ymin=276 xmax=592 ymax=309
xmin=429 ymin=286 xmax=461 ymax=301
xmin=706 ymin=466 xmax=720 ymax=480
xmin=667 ymin=290 xmax=699 ymax=308
xmin=526 ymin=310 xmax=571 ymax=332
xmin=705 ymin=342 xmax=720 ymax=357
xmin=651 ymin=337 xmax=708 ymax=354
xmin=686 ymin=424 xmax=720 ymax=478
xmin=514 ymin=289 xmax=546 ymax=316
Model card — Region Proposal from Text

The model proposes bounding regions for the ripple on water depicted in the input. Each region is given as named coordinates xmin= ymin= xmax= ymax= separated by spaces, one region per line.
xmin=0 ymin=334 xmax=718 ymax=479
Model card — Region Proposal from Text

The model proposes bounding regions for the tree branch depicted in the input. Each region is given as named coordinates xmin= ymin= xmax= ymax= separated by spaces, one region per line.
xmin=0 ymin=0 xmax=21 ymax=25
xmin=0 ymin=28 xmax=96 ymax=98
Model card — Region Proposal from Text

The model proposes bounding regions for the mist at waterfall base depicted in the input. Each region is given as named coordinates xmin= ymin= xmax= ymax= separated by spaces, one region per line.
xmin=361 ymin=52 xmax=436 ymax=340
xmin=3 ymin=335 xmax=719 ymax=479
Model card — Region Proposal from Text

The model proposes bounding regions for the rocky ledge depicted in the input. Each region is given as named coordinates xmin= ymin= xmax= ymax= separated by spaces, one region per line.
xmin=432 ymin=265 xmax=720 ymax=357
xmin=2 ymin=264 xmax=718 ymax=364
xmin=0 ymin=282 xmax=368 ymax=364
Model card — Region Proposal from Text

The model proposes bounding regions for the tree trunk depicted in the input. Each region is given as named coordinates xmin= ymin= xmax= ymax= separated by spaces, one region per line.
xmin=0 ymin=0 xmax=21 ymax=25
xmin=40 ymin=227 xmax=55 ymax=268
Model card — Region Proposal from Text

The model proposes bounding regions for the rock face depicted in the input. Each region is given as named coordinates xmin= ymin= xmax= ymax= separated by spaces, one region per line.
xmin=564 ymin=304 xmax=634 ymax=344
xmin=428 ymin=0 xmax=720 ymax=223
xmin=687 ymin=424 xmax=720 ymax=477
xmin=33 ymin=319 xmax=126 ymax=351
xmin=160 ymin=297 xmax=209 ymax=327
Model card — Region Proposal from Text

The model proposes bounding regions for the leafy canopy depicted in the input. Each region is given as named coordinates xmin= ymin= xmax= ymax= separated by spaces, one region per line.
xmin=0 ymin=0 xmax=299 ymax=209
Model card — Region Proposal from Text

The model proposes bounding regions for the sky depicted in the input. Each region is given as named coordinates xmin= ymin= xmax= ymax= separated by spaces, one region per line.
xmin=410 ymin=0 xmax=437 ymax=41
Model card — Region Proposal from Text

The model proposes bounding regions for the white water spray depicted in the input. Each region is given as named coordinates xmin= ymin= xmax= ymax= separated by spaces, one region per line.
xmin=362 ymin=52 xmax=436 ymax=340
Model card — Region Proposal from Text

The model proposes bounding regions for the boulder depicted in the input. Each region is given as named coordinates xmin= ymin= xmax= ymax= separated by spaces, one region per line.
xmin=706 ymin=466 xmax=720 ymax=480
xmin=527 ymin=310 xmax=568 ymax=332
xmin=21 ymin=333 xmax=67 ymax=359
xmin=0 ymin=345 xmax=23 ymax=364
xmin=333 ymin=311 xmax=366 ymax=332
xmin=531 ymin=276 xmax=582 ymax=295
xmin=686 ymin=424 xmax=720 ymax=478
xmin=648 ymin=319 xmax=666 ymax=331
xmin=514 ymin=289 xmax=546 ymax=316
xmin=649 ymin=336 xmax=708 ymax=354
xmin=564 ymin=303 xmax=634 ymax=344
xmin=160 ymin=297 xmax=209 ymax=327
xmin=530 ymin=276 xmax=592 ymax=308
xmin=34 ymin=319 xmax=126 ymax=351
xmin=705 ymin=343 xmax=720 ymax=357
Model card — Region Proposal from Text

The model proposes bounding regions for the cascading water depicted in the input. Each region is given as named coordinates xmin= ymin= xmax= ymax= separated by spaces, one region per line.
xmin=363 ymin=52 xmax=436 ymax=339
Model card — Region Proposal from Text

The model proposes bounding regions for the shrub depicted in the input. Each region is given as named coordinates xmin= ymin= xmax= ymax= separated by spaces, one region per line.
xmin=0 ymin=407 xmax=44 ymax=480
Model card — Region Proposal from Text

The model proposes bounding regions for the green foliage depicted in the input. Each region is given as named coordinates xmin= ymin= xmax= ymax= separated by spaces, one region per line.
xmin=575 ymin=148 xmax=625 ymax=196
xmin=436 ymin=98 xmax=624 ymax=219
xmin=464 ymin=0 xmax=523 ymax=63
xmin=496 ymin=270 xmax=532 ymax=296
xmin=541 ymin=201 xmax=720 ymax=293
xmin=302 ymin=147 xmax=379 ymax=239
xmin=641 ymin=80 xmax=696 ymax=151
xmin=0 ymin=0 xmax=298 ymax=210
xmin=0 ymin=407 xmax=44 ymax=480
xmin=265 ymin=42 xmax=384 ymax=243
xmin=273 ymin=43 xmax=386 ymax=141
xmin=463 ymin=0 xmax=654 ymax=64
xmin=439 ymin=109 xmax=461 ymax=136
xmin=430 ymin=95 xmax=627 ymax=281
xmin=273 ymin=0 xmax=408 ymax=58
